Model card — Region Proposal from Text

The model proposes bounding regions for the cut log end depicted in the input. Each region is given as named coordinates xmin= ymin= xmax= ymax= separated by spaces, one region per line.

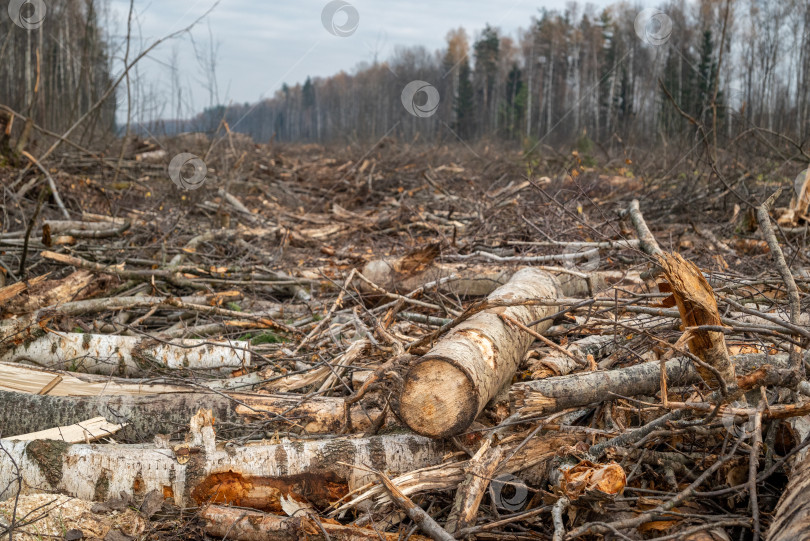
xmin=399 ymin=358 xmax=477 ymax=438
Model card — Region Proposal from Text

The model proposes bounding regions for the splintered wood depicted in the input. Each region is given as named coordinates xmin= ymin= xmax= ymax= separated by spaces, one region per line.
xmin=658 ymin=252 xmax=737 ymax=391
xmin=778 ymin=168 xmax=810 ymax=226
xmin=1 ymin=145 xmax=808 ymax=541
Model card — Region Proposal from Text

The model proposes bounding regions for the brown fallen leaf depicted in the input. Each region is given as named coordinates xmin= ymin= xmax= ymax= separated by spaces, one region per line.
xmin=562 ymin=460 xmax=626 ymax=500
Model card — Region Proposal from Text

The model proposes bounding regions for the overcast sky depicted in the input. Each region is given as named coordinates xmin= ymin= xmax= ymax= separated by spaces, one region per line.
xmin=105 ymin=0 xmax=657 ymax=121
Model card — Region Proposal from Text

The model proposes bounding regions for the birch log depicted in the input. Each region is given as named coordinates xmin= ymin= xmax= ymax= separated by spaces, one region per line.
xmin=511 ymin=353 xmax=788 ymax=418
xmin=0 ymin=388 xmax=384 ymax=440
xmin=624 ymin=199 xmax=664 ymax=257
xmin=0 ymin=412 xmax=445 ymax=510
xmin=0 ymin=364 xmax=381 ymax=439
xmin=0 ymin=332 xmax=248 ymax=376
xmin=361 ymin=258 xmax=511 ymax=297
xmin=43 ymin=220 xmax=127 ymax=233
xmin=397 ymin=267 xmax=584 ymax=438
xmin=361 ymin=258 xmax=607 ymax=298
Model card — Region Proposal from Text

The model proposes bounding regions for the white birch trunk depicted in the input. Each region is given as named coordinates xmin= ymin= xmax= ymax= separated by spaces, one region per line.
xmin=0 ymin=417 xmax=444 ymax=512
xmin=0 ymin=332 xmax=248 ymax=376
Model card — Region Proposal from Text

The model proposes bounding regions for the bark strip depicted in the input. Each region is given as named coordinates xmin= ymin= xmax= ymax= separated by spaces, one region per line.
xmin=376 ymin=469 xmax=456 ymax=541
xmin=7 ymin=417 xmax=125 ymax=443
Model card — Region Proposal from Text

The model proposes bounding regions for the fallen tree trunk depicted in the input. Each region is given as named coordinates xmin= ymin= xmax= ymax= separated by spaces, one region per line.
xmin=0 ymin=411 xmax=445 ymax=511
xmin=361 ymin=256 xmax=610 ymax=299
xmin=0 ymin=331 xmax=248 ymax=376
xmin=0 ymin=364 xmax=382 ymax=439
xmin=361 ymin=257 xmax=512 ymax=297
xmin=444 ymin=439 xmax=504 ymax=534
xmin=511 ymin=353 xmax=790 ymax=418
xmin=357 ymin=256 xmax=620 ymax=298
xmin=201 ymin=505 xmax=430 ymax=541
xmin=0 ymin=388 xmax=383 ymax=440
xmin=396 ymin=267 xmax=577 ymax=438
xmin=17 ymin=292 xmax=246 ymax=318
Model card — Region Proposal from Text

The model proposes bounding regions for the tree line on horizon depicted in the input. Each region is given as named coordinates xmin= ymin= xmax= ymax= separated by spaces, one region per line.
xmin=184 ymin=0 xmax=810 ymax=153
xmin=0 ymin=0 xmax=808 ymax=157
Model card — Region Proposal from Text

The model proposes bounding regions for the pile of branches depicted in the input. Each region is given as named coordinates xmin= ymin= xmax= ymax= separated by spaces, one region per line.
xmin=0 ymin=141 xmax=809 ymax=541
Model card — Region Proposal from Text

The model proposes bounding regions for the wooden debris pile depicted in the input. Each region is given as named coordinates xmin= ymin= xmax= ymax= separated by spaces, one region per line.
xmin=0 ymin=143 xmax=808 ymax=540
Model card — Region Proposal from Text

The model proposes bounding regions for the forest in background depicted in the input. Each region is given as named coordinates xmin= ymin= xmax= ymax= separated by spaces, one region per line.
xmin=0 ymin=0 xmax=114 ymax=147
xmin=185 ymin=0 xmax=810 ymax=152
xmin=1 ymin=0 xmax=809 ymax=154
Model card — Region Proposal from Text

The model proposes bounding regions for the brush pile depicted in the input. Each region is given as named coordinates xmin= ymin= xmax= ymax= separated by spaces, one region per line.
xmin=1 ymin=139 xmax=809 ymax=540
